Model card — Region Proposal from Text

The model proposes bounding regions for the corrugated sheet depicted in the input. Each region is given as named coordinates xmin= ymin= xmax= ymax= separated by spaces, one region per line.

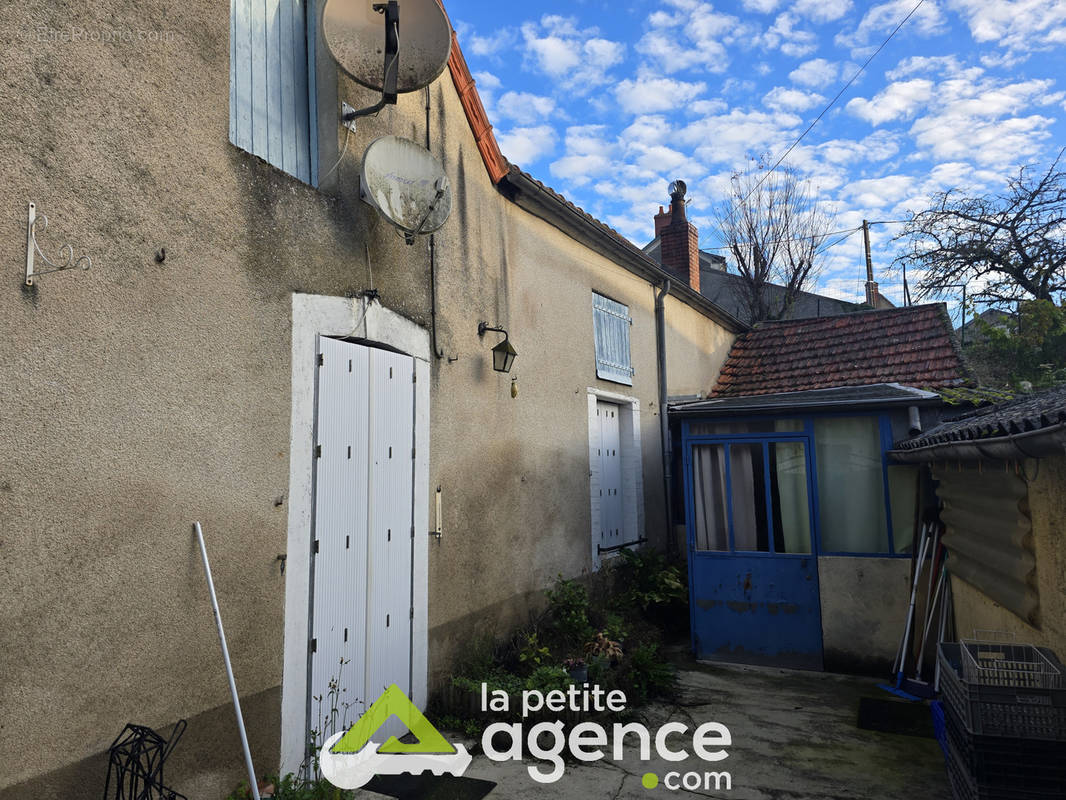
xmin=593 ymin=293 xmax=634 ymax=385
xmin=933 ymin=466 xmax=1039 ymax=626
xmin=230 ymin=0 xmax=315 ymax=184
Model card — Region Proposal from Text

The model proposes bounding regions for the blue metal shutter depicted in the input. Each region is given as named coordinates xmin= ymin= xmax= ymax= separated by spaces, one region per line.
xmin=230 ymin=0 xmax=317 ymax=184
xmin=593 ymin=293 xmax=634 ymax=385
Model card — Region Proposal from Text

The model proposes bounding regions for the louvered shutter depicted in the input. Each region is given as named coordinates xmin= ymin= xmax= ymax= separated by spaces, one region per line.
xmin=230 ymin=0 xmax=317 ymax=184
xmin=593 ymin=293 xmax=634 ymax=385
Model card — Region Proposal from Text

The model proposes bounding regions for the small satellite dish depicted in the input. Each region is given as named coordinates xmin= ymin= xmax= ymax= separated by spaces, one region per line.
xmin=323 ymin=0 xmax=452 ymax=94
xmin=361 ymin=135 xmax=452 ymax=243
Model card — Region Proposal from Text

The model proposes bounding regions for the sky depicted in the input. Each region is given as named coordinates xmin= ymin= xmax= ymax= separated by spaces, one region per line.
xmin=444 ymin=0 xmax=1066 ymax=317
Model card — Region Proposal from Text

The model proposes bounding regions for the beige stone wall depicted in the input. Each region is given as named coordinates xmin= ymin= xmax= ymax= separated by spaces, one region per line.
xmin=0 ymin=2 xmax=735 ymax=796
xmin=950 ymin=455 xmax=1066 ymax=660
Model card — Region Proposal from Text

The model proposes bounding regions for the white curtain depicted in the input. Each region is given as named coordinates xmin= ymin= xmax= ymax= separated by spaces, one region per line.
xmin=814 ymin=417 xmax=889 ymax=552
xmin=692 ymin=445 xmax=728 ymax=551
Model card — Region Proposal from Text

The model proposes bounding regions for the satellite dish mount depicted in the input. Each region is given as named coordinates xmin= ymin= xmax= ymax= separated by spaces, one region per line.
xmin=343 ymin=1 xmax=400 ymax=122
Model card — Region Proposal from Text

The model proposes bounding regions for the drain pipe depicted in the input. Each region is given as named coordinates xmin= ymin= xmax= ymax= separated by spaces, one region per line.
xmin=656 ymin=279 xmax=675 ymax=555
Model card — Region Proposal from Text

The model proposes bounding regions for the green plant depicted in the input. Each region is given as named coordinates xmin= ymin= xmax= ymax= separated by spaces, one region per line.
xmin=616 ymin=548 xmax=687 ymax=612
xmin=227 ymin=773 xmax=355 ymax=800
xmin=624 ymin=642 xmax=676 ymax=703
xmin=518 ymin=630 xmax=551 ymax=670
xmin=451 ymin=668 xmax=523 ymax=696
xmin=604 ymin=612 xmax=628 ymax=643
xmin=525 ymin=664 xmax=572 ymax=693
xmin=585 ymin=631 xmax=623 ymax=662
xmin=546 ymin=575 xmax=593 ymax=642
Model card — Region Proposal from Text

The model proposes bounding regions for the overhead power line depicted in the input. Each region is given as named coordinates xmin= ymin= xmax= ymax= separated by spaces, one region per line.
xmin=717 ymin=0 xmax=928 ymax=226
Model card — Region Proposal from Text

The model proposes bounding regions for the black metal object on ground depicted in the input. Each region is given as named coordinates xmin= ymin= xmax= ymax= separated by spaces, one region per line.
xmin=364 ymin=774 xmax=496 ymax=800
xmin=857 ymin=696 xmax=936 ymax=738
xmin=103 ymin=720 xmax=188 ymax=800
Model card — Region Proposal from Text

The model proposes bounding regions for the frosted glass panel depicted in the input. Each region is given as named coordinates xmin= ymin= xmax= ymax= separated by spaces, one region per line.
xmin=814 ymin=417 xmax=889 ymax=553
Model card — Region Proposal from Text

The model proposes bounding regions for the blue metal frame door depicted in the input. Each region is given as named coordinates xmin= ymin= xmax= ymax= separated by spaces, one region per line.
xmin=685 ymin=435 xmax=823 ymax=670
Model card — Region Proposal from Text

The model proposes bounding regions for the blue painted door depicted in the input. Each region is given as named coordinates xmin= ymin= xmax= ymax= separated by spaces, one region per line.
xmin=685 ymin=437 xmax=823 ymax=670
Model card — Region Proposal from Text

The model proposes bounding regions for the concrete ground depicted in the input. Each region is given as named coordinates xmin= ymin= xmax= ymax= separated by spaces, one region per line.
xmin=361 ymin=657 xmax=950 ymax=800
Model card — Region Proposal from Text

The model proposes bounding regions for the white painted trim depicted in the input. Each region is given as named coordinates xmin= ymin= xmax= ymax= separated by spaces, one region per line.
xmin=586 ymin=388 xmax=644 ymax=570
xmin=281 ymin=294 xmax=430 ymax=775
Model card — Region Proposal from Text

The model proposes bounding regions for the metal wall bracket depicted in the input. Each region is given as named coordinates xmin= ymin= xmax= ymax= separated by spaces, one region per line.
xmin=25 ymin=202 xmax=92 ymax=286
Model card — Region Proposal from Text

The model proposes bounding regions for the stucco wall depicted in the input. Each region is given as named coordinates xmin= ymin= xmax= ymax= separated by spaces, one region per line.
xmin=949 ymin=455 xmax=1066 ymax=659
xmin=818 ymin=557 xmax=912 ymax=674
xmin=0 ymin=1 xmax=734 ymax=796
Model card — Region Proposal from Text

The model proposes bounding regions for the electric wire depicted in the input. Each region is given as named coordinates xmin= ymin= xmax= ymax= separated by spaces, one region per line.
xmin=722 ymin=0 xmax=928 ymax=222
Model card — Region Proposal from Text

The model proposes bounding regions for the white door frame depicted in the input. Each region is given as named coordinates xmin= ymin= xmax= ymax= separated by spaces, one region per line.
xmin=587 ymin=387 xmax=644 ymax=570
xmin=281 ymin=294 xmax=430 ymax=775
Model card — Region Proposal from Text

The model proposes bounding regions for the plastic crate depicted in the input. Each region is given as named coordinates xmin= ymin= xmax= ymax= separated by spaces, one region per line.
xmin=961 ymin=641 xmax=1064 ymax=689
xmin=931 ymin=700 xmax=949 ymax=759
xmin=943 ymin=706 xmax=1066 ymax=794
xmin=939 ymin=643 xmax=1066 ymax=740
xmin=945 ymin=736 xmax=1065 ymax=800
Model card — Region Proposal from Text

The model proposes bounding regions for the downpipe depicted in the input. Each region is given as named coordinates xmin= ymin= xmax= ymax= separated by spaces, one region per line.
xmin=656 ymin=279 xmax=675 ymax=555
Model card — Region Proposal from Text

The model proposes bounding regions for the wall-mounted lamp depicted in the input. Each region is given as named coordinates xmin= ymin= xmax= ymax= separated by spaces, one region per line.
xmin=477 ymin=322 xmax=517 ymax=373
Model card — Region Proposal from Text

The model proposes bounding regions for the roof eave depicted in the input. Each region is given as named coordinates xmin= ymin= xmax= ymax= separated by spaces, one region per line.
xmin=889 ymin=421 xmax=1066 ymax=463
xmin=669 ymin=385 xmax=943 ymax=418
xmin=501 ymin=169 xmax=746 ymax=333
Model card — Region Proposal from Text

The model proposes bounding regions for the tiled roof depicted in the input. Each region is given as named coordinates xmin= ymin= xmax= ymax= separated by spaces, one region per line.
xmin=713 ymin=304 xmax=969 ymax=397
xmin=897 ymin=383 xmax=1066 ymax=451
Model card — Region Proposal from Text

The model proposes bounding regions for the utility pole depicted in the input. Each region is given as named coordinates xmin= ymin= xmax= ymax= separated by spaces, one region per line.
xmin=862 ymin=220 xmax=879 ymax=307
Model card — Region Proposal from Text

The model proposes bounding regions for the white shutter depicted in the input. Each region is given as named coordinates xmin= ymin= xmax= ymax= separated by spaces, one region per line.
xmin=592 ymin=293 xmax=634 ymax=385
xmin=230 ymin=0 xmax=316 ymax=184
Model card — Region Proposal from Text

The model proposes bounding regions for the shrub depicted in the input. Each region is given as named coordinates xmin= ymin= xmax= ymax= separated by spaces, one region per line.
xmin=623 ymin=642 xmax=677 ymax=703
xmin=545 ymin=576 xmax=594 ymax=643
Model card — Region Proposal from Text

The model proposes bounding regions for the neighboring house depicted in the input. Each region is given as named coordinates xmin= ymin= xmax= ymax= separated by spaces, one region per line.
xmin=669 ymin=305 xmax=970 ymax=673
xmin=892 ymin=385 xmax=1066 ymax=661
xmin=0 ymin=3 xmax=741 ymax=798
xmin=642 ymin=201 xmax=865 ymax=325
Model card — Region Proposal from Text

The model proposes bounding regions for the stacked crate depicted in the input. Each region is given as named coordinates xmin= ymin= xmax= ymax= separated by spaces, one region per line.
xmin=937 ymin=641 xmax=1066 ymax=800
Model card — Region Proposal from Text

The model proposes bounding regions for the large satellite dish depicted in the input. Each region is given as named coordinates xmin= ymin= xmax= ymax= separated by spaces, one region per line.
xmin=323 ymin=0 xmax=452 ymax=94
xmin=361 ymin=135 xmax=452 ymax=243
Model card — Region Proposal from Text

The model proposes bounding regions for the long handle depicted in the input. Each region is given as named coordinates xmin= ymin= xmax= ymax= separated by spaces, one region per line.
xmin=894 ymin=522 xmax=930 ymax=677
xmin=195 ymin=522 xmax=261 ymax=800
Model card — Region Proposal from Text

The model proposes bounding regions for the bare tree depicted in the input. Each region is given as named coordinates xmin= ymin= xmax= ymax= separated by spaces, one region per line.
xmin=896 ymin=149 xmax=1066 ymax=303
xmin=715 ymin=161 xmax=835 ymax=323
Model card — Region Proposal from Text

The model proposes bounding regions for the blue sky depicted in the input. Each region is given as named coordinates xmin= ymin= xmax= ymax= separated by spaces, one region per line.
xmin=445 ymin=0 xmax=1066 ymax=314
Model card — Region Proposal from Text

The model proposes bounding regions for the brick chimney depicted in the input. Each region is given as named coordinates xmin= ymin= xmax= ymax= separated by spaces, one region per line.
xmin=657 ymin=180 xmax=699 ymax=293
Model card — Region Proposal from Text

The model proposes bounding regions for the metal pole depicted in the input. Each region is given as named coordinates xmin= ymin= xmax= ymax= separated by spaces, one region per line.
xmin=194 ymin=522 xmax=262 ymax=800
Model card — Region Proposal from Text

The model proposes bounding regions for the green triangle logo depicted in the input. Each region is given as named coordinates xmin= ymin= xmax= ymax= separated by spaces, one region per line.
xmin=330 ymin=684 xmax=456 ymax=755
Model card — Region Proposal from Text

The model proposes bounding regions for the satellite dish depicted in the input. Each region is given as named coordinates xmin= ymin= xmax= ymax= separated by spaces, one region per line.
xmin=361 ymin=135 xmax=452 ymax=243
xmin=323 ymin=0 xmax=452 ymax=94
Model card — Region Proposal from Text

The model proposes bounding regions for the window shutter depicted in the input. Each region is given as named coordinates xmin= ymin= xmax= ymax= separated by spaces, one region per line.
xmin=593 ymin=293 xmax=634 ymax=385
xmin=230 ymin=0 xmax=317 ymax=184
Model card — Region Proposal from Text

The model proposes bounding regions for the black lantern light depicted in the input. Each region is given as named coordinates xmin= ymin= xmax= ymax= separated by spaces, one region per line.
xmin=477 ymin=322 xmax=517 ymax=373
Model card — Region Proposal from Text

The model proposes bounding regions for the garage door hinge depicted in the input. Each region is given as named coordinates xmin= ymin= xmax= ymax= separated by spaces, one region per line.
xmin=311 ymin=638 xmax=317 ymax=653
xmin=315 ymin=445 xmax=322 ymax=458
xmin=313 ymin=539 xmax=319 ymax=554
xmin=410 ymin=525 xmax=415 ymax=539
xmin=317 ymin=354 xmax=324 ymax=366
xmin=409 ymin=607 xmax=414 ymax=620
xmin=411 ymin=447 xmax=416 ymax=459
xmin=412 ymin=372 xmax=417 ymax=384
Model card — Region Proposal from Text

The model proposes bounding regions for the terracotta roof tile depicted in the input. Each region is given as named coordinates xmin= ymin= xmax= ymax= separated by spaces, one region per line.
xmin=712 ymin=304 xmax=970 ymax=397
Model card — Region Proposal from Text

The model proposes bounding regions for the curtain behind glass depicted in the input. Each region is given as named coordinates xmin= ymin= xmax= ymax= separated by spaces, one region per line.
xmin=692 ymin=445 xmax=728 ymax=551
xmin=814 ymin=417 xmax=889 ymax=552
xmin=770 ymin=441 xmax=811 ymax=554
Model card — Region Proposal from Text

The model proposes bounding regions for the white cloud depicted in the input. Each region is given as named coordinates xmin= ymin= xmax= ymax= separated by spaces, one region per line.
xmin=679 ymin=109 xmax=802 ymax=167
xmin=759 ymin=12 xmax=818 ymax=57
xmin=763 ymin=86 xmax=825 ymax=112
xmin=908 ymin=77 xmax=1061 ymax=167
xmin=743 ymin=0 xmax=782 ymax=12
xmin=885 ymin=55 xmax=970 ymax=80
xmin=846 ymin=175 xmax=915 ymax=208
xmin=472 ymin=71 xmax=501 ymax=113
xmin=496 ymin=91 xmax=556 ymax=125
xmin=614 ymin=77 xmax=707 ymax=114
xmin=846 ymin=79 xmax=935 ymax=125
xmin=836 ymin=0 xmax=947 ymax=56
xmin=496 ymin=125 xmax=557 ymax=166
xmin=790 ymin=58 xmax=837 ymax=87
xmin=948 ymin=0 xmax=1066 ymax=61
xmin=637 ymin=1 xmax=755 ymax=74
xmin=521 ymin=16 xmax=625 ymax=92
xmin=791 ymin=0 xmax=853 ymax=24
